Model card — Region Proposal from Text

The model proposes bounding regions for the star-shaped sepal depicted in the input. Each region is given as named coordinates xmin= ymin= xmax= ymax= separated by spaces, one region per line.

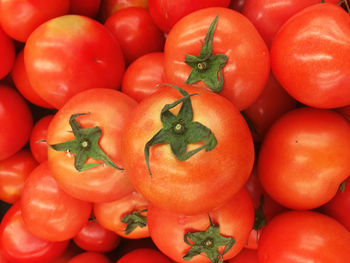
xmin=121 ymin=208 xmax=148 ymax=235
xmin=49 ymin=113 xmax=123 ymax=172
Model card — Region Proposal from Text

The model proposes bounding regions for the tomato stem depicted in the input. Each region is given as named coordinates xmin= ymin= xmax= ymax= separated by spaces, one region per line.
xmin=121 ymin=209 xmax=148 ymax=235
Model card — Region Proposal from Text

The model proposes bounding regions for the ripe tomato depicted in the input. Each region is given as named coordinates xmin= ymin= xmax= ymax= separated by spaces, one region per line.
xmin=20 ymin=162 xmax=92 ymax=242
xmin=228 ymin=249 xmax=258 ymax=263
xmin=0 ymin=202 xmax=69 ymax=263
xmin=0 ymin=85 xmax=33 ymax=161
xmin=148 ymin=188 xmax=254 ymax=263
xmin=117 ymin=248 xmax=173 ymax=263
xmin=24 ymin=15 xmax=125 ymax=109
xmin=229 ymin=0 xmax=245 ymax=12
xmin=121 ymin=52 xmax=165 ymax=102
xmin=258 ymin=108 xmax=350 ymax=210
xmin=47 ymin=89 xmax=137 ymax=203
xmin=270 ymin=3 xmax=350 ymax=108
xmin=69 ymin=0 xmax=101 ymax=17
xmin=122 ymin=84 xmax=254 ymax=214
xmin=148 ymin=0 xmax=230 ymax=33
xmin=94 ymin=190 xmax=149 ymax=239
xmin=104 ymin=7 xmax=165 ymax=65
xmin=67 ymin=252 xmax=110 ymax=263
xmin=98 ymin=0 xmax=148 ymax=22
xmin=164 ymin=7 xmax=269 ymax=110
xmin=0 ymin=27 xmax=15 ymax=80
xmin=0 ymin=0 xmax=69 ymax=42
xmin=258 ymin=211 xmax=350 ymax=263
xmin=0 ymin=149 xmax=38 ymax=203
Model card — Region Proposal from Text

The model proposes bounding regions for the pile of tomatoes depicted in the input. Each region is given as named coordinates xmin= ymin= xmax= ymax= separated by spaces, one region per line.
xmin=0 ymin=0 xmax=350 ymax=262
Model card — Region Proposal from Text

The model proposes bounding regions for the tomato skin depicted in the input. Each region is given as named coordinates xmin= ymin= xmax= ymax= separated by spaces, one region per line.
xmin=24 ymin=15 xmax=125 ymax=109
xmin=69 ymin=0 xmax=101 ymax=17
xmin=117 ymin=248 xmax=173 ymax=263
xmin=104 ymin=7 xmax=165 ymax=65
xmin=148 ymin=188 xmax=254 ymax=263
xmin=270 ymin=3 xmax=350 ymax=108
xmin=98 ymin=0 xmax=148 ymax=22
xmin=164 ymin=7 xmax=270 ymax=110
xmin=0 ymin=85 xmax=33 ymax=161
xmin=0 ymin=202 xmax=69 ymax=263
xmin=229 ymin=0 xmax=245 ymax=12
xmin=122 ymin=84 xmax=254 ymax=215
xmin=0 ymin=149 xmax=38 ymax=204
xmin=258 ymin=211 xmax=350 ymax=263
xmin=0 ymin=27 xmax=15 ymax=80
xmin=20 ymin=162 xmax=92 ymax=242
xmin=121 ymin=52 xmax=165 ymax=102
xmin=67 ymin=252 xmax=110 ymax=263
xmin=228 ymin=248 xmax=258 ymax=263
xmin=47 ymin=89 xmax=137 ymax=203
xmin=258 ymin=108 xmax=350 ymax=210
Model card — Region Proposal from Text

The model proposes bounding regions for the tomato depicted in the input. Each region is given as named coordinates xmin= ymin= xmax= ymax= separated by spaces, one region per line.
xmin=20 ymin=162 xmax=92 ymax=241
xmin=0 ymin=202 xmax=69 ymax=263
xmin=29 ymin=114 xmax=54 ymax=163
xmin=47 ymin=88 xmax=137 ymax=203
xmin=321 ymin=176 xmax=350 ymax=231
xmin=148 ymin=188 xmax=254 ymax=263
xmin=69 ymin=0 xmax=101 ymax=17
xmin=228 ymin=249 xmax=258 ymax=263
xmin=116 ymin=248 xmax=173 ymax=263
xmin=164 ymin=7 xmax=270 ymax=110
xmin=229 ymin=0 xmax=245 ymax=12
xmin=148 ymin=0 xmax=230 ymax=33
xmin=67 ymin=252 xmax=110 ymax=263
xmin=50 ymin=242 xmax=84 ymax=263
xmin=98 ymin=0 xmax=148 ymax=22
xmin=104 ymin=7 xmax=165 ymax=65
xmin=24 ymin=15 xmax=125 ymax=109
xmin=0 ymin=149 xmax=38 ymax=204
xmin=242 ymin=0 xmax=338 ymax=47
xmin=94 ymin=190 xmax=149 ymax=239
xmin=270 ymin=3 xmax=350 ymax=108
xmin=258 ymin=108 xmax=350 ymax=210
xmin=11 ymin=50 xmax=53 ymax=108
xmin=122 ymin=84 xmax=254 ymax=214
xmin=0 ymin=85 xmax=33 ymax=161
xmin=73 ymin=218 xmax=121 ymax=252
xmin=0 ymin=0 xmax=70 ymax=42
xmin=258 ymin=211 xmax=350 ymax=263
xmin=0 ymin=27 xmax=15 ymax=80
xmin=121 ymin=52 xmax=165 ymax=102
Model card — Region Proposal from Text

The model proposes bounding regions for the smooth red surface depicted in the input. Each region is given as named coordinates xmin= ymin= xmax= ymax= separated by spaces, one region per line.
xmin=67 ymin=252 xmax=110 ymax=263
xmin=69 ymin=0 xmax=101 ymax=17
xmin=0 ymin=27 xmax=15 ymax=79
xmin=228 ymin=249 xmax=258 ymax=263
xmin=117 ymin=248 xmax=172 ymax=263
xmin=98 ymin=0 xmax=148 ymax=22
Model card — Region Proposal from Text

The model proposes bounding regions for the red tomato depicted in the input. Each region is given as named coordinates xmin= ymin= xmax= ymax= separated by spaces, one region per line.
xmin=321 ymin=176 xmax=350 ymax=231
xmin=29 ymin=114 xmax=54 ymax=163
xmin=47 ymin=89 xmax=137 ymax=203
xmin=270 ymin=3 xmax=350 ymax=108
xmin=73 ymin=219 xmax=121 ymax=252
xmin=69 ymin=0 xmax=101 ymax=17
xmin=11 ymin=50 xmax=53 ymax=108
xmin=0 ymin=27 xmax=15 ymax=80
xmin=0 ymin=85 xmax=33 ymax=161
xmin=0 ymin=0 xmax=70 ymax=42
xmin=20 ymin=162 xmax=92 ymax=241
xmin=258 ymin=211 xmax=350 ymax=263
xmin=50 ymin=242 xmax=84 ymax=263
xmin=242 ymin=0 xmax=338 ymax=47
xmin=229 ymin=0 xmax=245 ymax=12
xmin=94 ymin=190 xmax=149 ymax=239
xmin=0 ymin=202 xmax=69 ymax=263
xmin=121 ymin=84 xmax=254 ymax=214
xmin=67 ymin=252 xmax=110 ymax=263
xmin=98 ymin=0 xmax=148 ymax=22
xmin=228 ymin=249 xmax=258 ymax=263
xmin=24 ymin=15 xmax=125 ymax=109
xmin=258 ymin=108 xmax=350 ymax=210
xmin=121 ymin=52 xmax=165 ymax=102
xmin=117 ymin=248 xmax=173 ymax=263
xmin=104 ymin=7 xmax=165 ymax=65
xmin=164 ymin=7 xmax=270 ymax=110
xmin=0 ymin=149 xmax=38 ymax=204
xmin=148 ymin=188 xmax=254 ymax=263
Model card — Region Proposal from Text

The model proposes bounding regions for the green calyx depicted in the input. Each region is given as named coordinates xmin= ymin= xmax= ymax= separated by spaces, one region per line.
xmin=253 ymin=195 xmax=267 ymax=231
xmin=48 ymin=113 xmax=123 ymax=172
xmin=121 ymin=209 xmax=148 ymax=235
xmin=185 ymin=14 xmax=228 ymax=93
xmin=144 ymin=84 xmax=217 ymax=176
xmin=183 ymin=215 xmax=235 ymax=263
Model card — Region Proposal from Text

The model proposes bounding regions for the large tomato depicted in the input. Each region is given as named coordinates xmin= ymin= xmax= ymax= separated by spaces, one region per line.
xmin=24 ymin=15 xmax=125 ymax=109
xmin=258 ymin=211 xmax=350 ymax=263
xmin=270 ymin=3 xmax=350 ymax=108
xmin=47 ymin=88 xmax=137 ymax=203
xmin=164 ymin=7 xmax=269 ymax=110
xmin=121 ymin=84 xmax=254 ymax=214
xmin=147 ymin=188 xmax=254 ymax=263
xmin=0 ymin=27 xmax=15 ymax=80
xmin=258 ymin=108 xmax=350 ymax=210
